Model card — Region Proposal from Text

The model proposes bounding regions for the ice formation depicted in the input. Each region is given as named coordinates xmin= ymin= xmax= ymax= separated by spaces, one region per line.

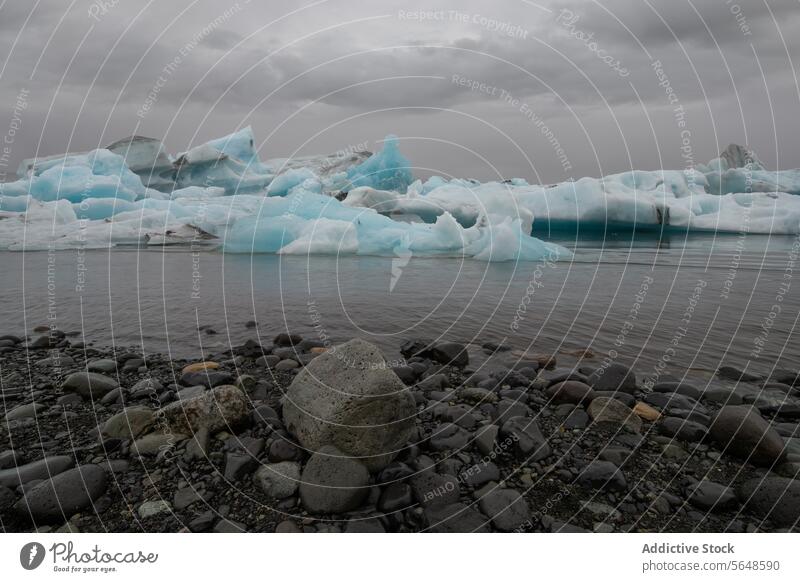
xmin=2 ymin=129 xmax=799 ymax=258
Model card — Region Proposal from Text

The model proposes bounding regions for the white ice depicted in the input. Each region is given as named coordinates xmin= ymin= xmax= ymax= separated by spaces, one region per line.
xmin=2 ymin=131 xmax=799 ymax=257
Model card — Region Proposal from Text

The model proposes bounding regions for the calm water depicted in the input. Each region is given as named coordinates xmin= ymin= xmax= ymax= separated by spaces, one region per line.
xmin=1 ymin=231 xmax=798 ymax=377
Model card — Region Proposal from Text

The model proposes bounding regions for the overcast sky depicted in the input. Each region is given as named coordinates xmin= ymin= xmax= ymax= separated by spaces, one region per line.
xmin=1 ymin=0 xmax=799 ymax=184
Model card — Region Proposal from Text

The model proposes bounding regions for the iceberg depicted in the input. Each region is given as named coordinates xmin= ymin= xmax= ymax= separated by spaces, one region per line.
xmin=344 ymin=135 xmax=413 ymax=192
xmin=223 ymin=189 xmax=569 ymax=262
xmin=2 ymin=148 xmax=147 ymax=203
xmin=2 ymin=129 xmax=799 ymax=256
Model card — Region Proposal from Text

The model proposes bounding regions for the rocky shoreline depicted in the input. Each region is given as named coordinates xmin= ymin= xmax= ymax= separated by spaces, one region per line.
xmin=2 ymin=327 xmax=800 ymax=533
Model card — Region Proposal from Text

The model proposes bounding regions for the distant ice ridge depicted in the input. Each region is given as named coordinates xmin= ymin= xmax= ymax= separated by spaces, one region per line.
xmin=343 ymin=143 xmax=800 ymax=235
xmin=1 ymin=131 xmax=798 ymax=256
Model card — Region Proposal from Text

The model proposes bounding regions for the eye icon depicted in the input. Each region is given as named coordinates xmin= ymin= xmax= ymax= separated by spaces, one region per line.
xmin=20 ymin=542 xmax=46 ymax=570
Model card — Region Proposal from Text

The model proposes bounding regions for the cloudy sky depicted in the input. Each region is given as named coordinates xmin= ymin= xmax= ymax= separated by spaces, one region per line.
xmin=1 ymin=0 xmax=798 ymax=183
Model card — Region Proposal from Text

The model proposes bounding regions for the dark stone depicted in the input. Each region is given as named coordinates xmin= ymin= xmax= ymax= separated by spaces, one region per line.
xmin=61 ymin=372 xmax=119 ymax=399
xmin=392 ymin=365 xmax=418 ymax=385
xmin=709 ymin=405 xmax=786 ymax=466
xmin=588 ymin=363 xmax=637 ymax=394
xmin=0 ymin=485 xmax=15 ymax=511
xmin=424 ymin=502 xmax=490 ymax=532
xmin=377 ymin=462 xmax=415 ymax=484
xmin=188 ymin=511 xmax=216 ymax=532
xmin=179 ymin=370 xmax=234 ymax=388
xmin=410 ymin=472 xmax=460 ymax=508
xmin=738 ymin=477 xmax=800 ymax=526
xmin=268 ymin=439 xmax=303 ymax=463
xmin=653 ymin=381 xmax=703 ymax=400
xmin=563 ymin=409 xmax=589 ymax=430
xmin=14 ymin=464 xmax=107 ymax=524
xmin=576 ymin=460 xmax=627 ymax=491
xmin=493 ymin=399 xmax=532 ymax=423
xmin=274 ymin=333 xmax=303 ymax=347
xmin=428 ymin=342 xmax=469 ymax=368
xmin=499 ymin=417 xmax=551 ymax=461
xmin=687 ymin=481 xmax=737 ymax=512
xmin=378 ymin=482 xmax=414 ymax=513
xmin=644 ymin=392 xmax=705 ymax=414
xmin=659 ymin=417 xmax=708 ymax=442
xmin=429 ymin=423 xmax=470 ymax=451
xmin=478 ymin=489 xmax=530 ymax=531
xmin=717 ymin=365 xmax=760 ymax=383
xmin=0 ymin=456 xmax=75 ymax=488
xmin=299 ymin=446 xmax=370 ymax=514
xmin=546 ymin=381 xmax=595 ymax=405
xmin=460 ymin=461 xmax=500 ymax=488
xmin=223 ymin=453 xmax=255 ymax=481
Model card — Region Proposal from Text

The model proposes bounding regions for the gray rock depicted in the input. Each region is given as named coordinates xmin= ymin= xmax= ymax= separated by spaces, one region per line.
xmin=428 ymin=342 xmax=469 ymax=368
xmin=546 ymin=381 xmax=595 ymax=405
xmin=274 ymin=333 xmax=302 ymax=347
xmin=129 ymin=378 xmax=163 ymax=398
xmin=254 ymin=462 xmax=301 ymax=499
xmin=101 ymin=407 xmax=154 ymax=440
xmin=588 ymin=363 xmax=637 ymax=394
xmin=653 ymin=381 xmax=703 ymax=400
xmin=478 ymin=488 xmax=530 ymax=531
xmin=659 ymin=417 xmax=708 ymax=442
xmin=410 ymin=472 xmax=460 ymax=508
xmin=138 ymin=499 xmax=172 ymax=519
xmin=499 ymin=417 xmax=551 ymax=461
xmin=283 ymin=339 xmax=416 ymax=471
xmin=157 ymin=385 xmax=249 ymax=436
xmin=275 ymin=359 xmax=299 ymax=371
xmin=223 ymin=454 xmax=254 ymax=481
xmin=587 ymin=397 xmax=642 ymax=433
xmin=61 ymin=372 xmax=119 ymax=399
xmin=738 ymin=477 xmax=800 ymax=526
xmin=345 ymin=519 xmax=385 ymax=533
xmin=87 ymin=359 xmax=118 ymax=374
xmin=3 ymin=402 xmax=46 ymax=422
xmin=173 ymin=487 xmax=208 ymax=511
xmin=429 ymin=423 xmax=470 ymax=451
xmin=14 ymin=464 xmax=107 ymax=524
xmin=0 ymin=450 xmax=22 ymax=470
xmin=709 ymin=405 xmax=786 ymax=466
xmin=493 ymin=399 xmax=533 ymax=424
xmin=461 ymin=461 xmax=500 ymax=488
xmin=644 ymin=392 xmax=706 ymax=414
xmin=0 ymin=485 xmax=15 ymax=511
xmin=132 ymin=431 xmax=187 ymax=456
xmin=717 ymin=365 xmax=760 ymax=383
xmin=576 ymin=460 xmax=627 ymax=491
xmin=179 ymin=370 xmax=234 ymax=389
xmin=299 ymin=446 xmax=370 ymax=513
xmin=0 ymin=456 xmax=74 ymax=488
xmin=424 ymin=502 xmax=490 ymax=532
xmin=378 ymin=482 xmax=414 ymax=513
xmin=256 ymin=355 xmax=281 ymax=368
xmin=215 ymin=518 xmax=246 ymax=532
xmin=687 ymin=480 xmax=737 ymax=511
xmin=474 ymin=424 xmax=499 ymax=456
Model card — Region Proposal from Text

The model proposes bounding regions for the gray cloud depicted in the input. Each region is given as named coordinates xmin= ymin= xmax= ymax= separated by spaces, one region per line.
xmin=1 ymin=0 xmax=798 ymax=184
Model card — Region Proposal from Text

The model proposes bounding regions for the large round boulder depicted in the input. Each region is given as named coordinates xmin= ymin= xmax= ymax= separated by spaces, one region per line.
xmin=282 ymin=339 xmax=415 ymax=471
